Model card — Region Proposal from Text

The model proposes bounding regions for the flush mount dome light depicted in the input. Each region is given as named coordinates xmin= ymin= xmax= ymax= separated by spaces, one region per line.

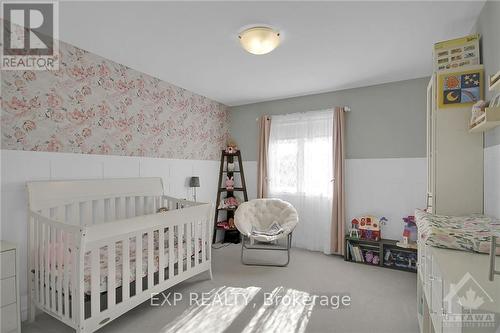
xmin=239 ymin=26 xmax=280 ymax=55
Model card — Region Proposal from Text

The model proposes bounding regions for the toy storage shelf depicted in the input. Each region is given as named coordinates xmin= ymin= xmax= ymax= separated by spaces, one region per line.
xmin=344 ymin=236 xmax=417 ymax=273
xmin=469 ymin=107 xmax=500 ymax=133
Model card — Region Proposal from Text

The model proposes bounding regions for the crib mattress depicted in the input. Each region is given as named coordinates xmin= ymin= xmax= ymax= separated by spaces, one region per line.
xmin=415 ymin=209 xmax=500 ymax=254
xmin=82 ymin=232 xmax=203 ymax=294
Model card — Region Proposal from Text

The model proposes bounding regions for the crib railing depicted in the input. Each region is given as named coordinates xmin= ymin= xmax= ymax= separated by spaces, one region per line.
xmin=28 ymin=195 xmax=213 ymax=333
xmin=27 ymin=210 xmax=83 ymax=327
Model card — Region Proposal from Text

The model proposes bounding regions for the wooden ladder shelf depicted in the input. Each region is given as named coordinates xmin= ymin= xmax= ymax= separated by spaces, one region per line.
xmin=212 ymin=150 xmax=248 ymax=243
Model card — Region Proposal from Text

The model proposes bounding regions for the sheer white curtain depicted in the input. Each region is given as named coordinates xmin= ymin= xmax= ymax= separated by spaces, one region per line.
xmin=268 ymin=110 xmax=333 ymax=254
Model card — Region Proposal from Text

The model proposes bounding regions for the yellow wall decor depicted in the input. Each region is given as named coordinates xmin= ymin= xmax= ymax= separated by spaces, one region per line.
xmin=437 ymin=68 xmax=484 ymax=109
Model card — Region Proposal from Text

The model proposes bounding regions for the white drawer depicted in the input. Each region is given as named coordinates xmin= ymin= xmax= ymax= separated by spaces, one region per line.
xmin=0 ymin=251 xmax=15 ymax=279
xmin=0 ymin=302 xmax=18 ymax=333
xmin=0 ymin=277 xmax=16 ymax=307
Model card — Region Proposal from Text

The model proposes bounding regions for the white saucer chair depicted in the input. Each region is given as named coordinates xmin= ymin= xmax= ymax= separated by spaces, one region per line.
xmin=234 ymin=198 xmax=299 ymax=266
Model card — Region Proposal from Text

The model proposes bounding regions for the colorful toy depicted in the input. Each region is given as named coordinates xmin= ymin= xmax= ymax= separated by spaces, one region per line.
xmin=225 ymin=176 xmax=234 ymax=190
xmin=218 ymin=196 xmax=240 ymax=209
xmin=225 ymin=138 xmax=239 ymax=154
xmin=372 ymin=254 xmax=380 ymax=265
xmin=401 ymin=215 xmax=418 ymax=246
xmin=365 ymin=251 xmax=374 ymax=263
xmin=351 ymin=215 xmax=386 ymax=241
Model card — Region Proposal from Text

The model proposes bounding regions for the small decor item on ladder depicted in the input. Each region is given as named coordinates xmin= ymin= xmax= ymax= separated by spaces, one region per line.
xmin=225 ymin=138 xmax=239 ymax=154
xmin=225 ymin=176 xmax=234 ymax=190
xmin=218 ymin=196 xmax=240 ymax=209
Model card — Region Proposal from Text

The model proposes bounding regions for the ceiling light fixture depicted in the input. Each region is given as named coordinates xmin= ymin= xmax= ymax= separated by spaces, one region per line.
xmin=239 ymin=26 xmax=280 ymax=55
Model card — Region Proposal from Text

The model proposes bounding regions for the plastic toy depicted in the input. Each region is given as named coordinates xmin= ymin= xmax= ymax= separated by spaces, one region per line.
xmin=402 ymin=215 xmax=418 ymax=245
xmin=365 ymin=251 xmax=374 ymax=263
xmin=225 ymin=176 xmax=234 ymax=190
xmin=351 ymin=215 xmax=387 ymax=241
xmin=372 ymin=254 xmax=380 ymax=265
xmin=225 ymin=138 xmax=239 ymax=154
xmin=218 ymin=196 xmax=239 ymax=209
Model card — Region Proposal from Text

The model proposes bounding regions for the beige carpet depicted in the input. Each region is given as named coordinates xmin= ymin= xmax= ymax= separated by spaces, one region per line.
xmin=22 ymin=244 xmax=418 ymax=333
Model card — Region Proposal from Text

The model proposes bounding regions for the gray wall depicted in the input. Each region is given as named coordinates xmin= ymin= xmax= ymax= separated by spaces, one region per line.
xmin=473 ymin=0 xmax=500 ymax=147
xmin=229 ymin=77 xmax=428 ymax=161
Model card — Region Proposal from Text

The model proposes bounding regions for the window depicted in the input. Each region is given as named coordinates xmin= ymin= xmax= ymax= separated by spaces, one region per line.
xmin=268 ymin=110 xmax=333 ymax=197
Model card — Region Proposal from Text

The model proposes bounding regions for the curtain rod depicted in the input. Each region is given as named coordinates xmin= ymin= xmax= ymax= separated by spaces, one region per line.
xmin=255 ymin=106 xmax=350 ymax=121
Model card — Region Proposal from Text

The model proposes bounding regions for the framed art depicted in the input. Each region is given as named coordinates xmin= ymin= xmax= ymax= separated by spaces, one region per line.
xmin=438 ymin=68 xmax=484 ymax=109
xmin=433 ymin=34 xmax=480 ymax=71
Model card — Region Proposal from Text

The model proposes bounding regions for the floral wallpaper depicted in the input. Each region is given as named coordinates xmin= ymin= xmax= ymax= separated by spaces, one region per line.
xmin=1 ymin=39 xmax=228 ymax=160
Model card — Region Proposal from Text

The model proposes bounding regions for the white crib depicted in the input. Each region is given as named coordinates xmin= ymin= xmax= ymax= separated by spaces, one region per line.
xmin=26 ymin=178 xmax=214 ymax=333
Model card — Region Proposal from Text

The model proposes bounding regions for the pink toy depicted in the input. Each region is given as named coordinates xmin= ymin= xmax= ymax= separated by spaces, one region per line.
xmin=220 ymin=196 xmax=239 ymax=209
xmin=225 ymin=176 xmax=234 ymax=190
xmin=372 ymin=255 xmax=380 ymax=265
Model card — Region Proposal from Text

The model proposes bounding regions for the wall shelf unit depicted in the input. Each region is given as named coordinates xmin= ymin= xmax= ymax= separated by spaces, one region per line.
xmin=469 ymin=107 xmax=500 ymax=133
xmin=489 ymin=70 xmax=500 ymax=91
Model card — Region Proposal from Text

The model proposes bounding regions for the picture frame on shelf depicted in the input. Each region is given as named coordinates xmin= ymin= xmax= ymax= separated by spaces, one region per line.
xmin=437 ymin=68 xmax=484 ymax=109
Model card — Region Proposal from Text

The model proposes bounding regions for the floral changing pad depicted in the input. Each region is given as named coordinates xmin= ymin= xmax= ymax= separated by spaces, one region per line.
xmin=415 ymin=209 xmax=500 ymax=255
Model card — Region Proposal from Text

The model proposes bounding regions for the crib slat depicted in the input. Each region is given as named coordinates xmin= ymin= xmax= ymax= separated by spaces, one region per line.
xmin=147 ymin=231 xmax=154 ymax=288
xmin=186 ymin=222 xmax=192 ymax=270
xmin=107 ymin=243 xmax=116 ymax=309
xmin=80 ymin=201 xmax=92 ymax=225
xmin=194 ymin=221 xmax=199 ymax=266
xmin=135 ymin=197 xmax=143 ymax=216
xmin=44 ymin=224 xmax=50 ymax=307
xmin=56 ymin=229 xmax=63 ymax=315
xmin=50 ymin=227 xmax=56 ymax=310
xmin=201 ymin=220 xmax=206 ymax=263
xmin=168 ymin=227 xmax=174 ymax=278
xmin=63 ymin=232 xmax=70 ymax=319
xmin=93 ymin=200 xmax=105 ymax=224
xmin=90 ymin=248 xmax=100 ymax=317
xmin=38 ymin=220 xmax=44 ymax=304
xmin=126 ymin=197 xmax=135 ymax=218
xmin=33 ymin=216 xmax=40 ymax=304
xmin=122 ymin=239 xmax=130 ymax=301
xmin=158 ymin=228 xmax=165 ymax=282
xmin=115 ymin=197 xmax=123 ymax=220
xmin=104 ymin=198 xmax=111 ymax=222
xmin=178 ymin=224 xmax=184 ymax=272
xmin=135 ymin=233 xmax=143 ymax=293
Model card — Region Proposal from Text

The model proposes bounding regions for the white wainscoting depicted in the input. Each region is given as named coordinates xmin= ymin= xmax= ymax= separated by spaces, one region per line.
xmin=485 ymin=144 xmax=500 ymax=219
xmin=0 ymin=149 xmax=220 ymax=321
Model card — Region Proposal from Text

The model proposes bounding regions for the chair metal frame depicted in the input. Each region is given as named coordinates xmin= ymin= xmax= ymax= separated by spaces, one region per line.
xmin=241 ymin=233 xmax=293 ymax=267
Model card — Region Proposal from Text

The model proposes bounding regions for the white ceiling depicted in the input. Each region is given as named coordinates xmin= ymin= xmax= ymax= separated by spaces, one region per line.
xmin=59 ymin=1 xmax=485 ymax=106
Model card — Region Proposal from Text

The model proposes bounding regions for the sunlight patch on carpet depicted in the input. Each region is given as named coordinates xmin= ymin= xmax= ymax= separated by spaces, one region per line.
xmin=242 ymin=287 xmax=315 ymax=333
xmin=161 ymin=286 xmax=260 ymax=333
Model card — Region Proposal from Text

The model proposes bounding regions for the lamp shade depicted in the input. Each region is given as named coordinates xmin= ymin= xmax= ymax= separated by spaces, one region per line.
xmin=189 ymin=176 xmax=200 ymax=188
xmin=239 ymin=27 xmax=280 ymax=55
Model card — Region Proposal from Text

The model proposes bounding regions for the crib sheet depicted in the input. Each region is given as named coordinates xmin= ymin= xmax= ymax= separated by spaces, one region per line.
xmin=82 ymin=231 xmax=203 ymax=294
xmin=415 ymin=209 xmax=500 ymax=254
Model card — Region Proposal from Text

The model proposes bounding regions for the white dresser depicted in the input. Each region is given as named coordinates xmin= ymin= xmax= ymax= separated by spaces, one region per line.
xmin=1 ymin=241 xmax=21 ymax=333
xmin=417 ymin=240 xmax=500 ymax=333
